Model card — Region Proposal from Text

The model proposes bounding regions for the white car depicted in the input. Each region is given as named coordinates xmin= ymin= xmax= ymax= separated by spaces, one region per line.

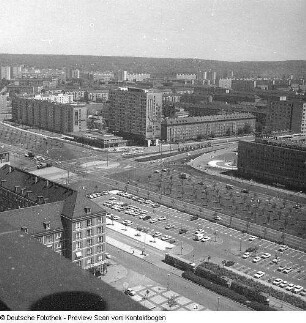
xmin=122 ymin=220 xmax=133 ymax=226
xmin=201 ymin=236 xmax=211 ymax=242
xmin=278 ymin=245 xmax=288 ymax=252
xmin=125 ymin=288 xmax=136 ymax=296
xmin=158 ymin=216 xmax=167 ymax=221
xmin=286 ymin=283 xmax=295 ymax=291
xmin=293 ymin=286 xmax=304 ymax=294
xmin=242 ymin=252 xmax=251 ymax=259
xmin=248 ymin=235 xmax=257 ymax=241
xmin=111 ymin=215 xmax=120 ymax=220
xmin=272 ymin=278 xmax=283 ymax=286
xmin=253 ymin=256 xmax=261 ymax=263
xmin=254 ymin=271 xmax=265 ymax=279
xmin=195 ymin=229 xmax=205 ymax=234
xmin=161 ymin=235 xmax=171 ymax=241
xmin=272 ymin=258 xmax=280 ymax=264
xmin=261 ymin=253 xmax=271 ymax=259
xmin=150 ymin=218 xmax=158 ymax=223
xmin=279 ymin=281 xmax=288 ymax=288
xmin=153 ymin=232 xmax=162 ymax=238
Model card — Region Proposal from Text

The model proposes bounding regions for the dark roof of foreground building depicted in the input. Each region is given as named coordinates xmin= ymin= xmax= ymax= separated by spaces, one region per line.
xmin=0 ymin=219 xmax=146 ymax=311
xmin=0 ymin=202 xmax=64 ymax=234
xmin=0 ymin=164 xmax=105 ymax=220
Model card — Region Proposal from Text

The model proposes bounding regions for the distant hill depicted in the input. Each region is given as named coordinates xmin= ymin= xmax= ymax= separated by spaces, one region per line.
xmin=0 ymin=53 xmax=305 ymax=78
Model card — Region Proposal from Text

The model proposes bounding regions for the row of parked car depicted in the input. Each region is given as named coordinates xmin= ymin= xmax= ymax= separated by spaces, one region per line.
xmin=272 ymin=278 xmax=305 ymax=295
xmin=116 ymin=191 xmax=160 ymax=208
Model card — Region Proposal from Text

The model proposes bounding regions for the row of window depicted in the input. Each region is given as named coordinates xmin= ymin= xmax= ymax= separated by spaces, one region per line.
xmin=75 ymin=226 xmax=104 ymax=239
xmin=74 ymin=217 xmax=103 ymax=230
xmin=75 ymin=236 xmax=104 ymax=249
xmin=75 ymin=254 xmax=104 ymax=267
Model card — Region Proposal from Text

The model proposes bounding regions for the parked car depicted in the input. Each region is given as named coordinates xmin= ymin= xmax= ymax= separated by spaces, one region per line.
xmin=165 ymin=224 xmax=175 ymax=230
xmin=158 ymin=216 xmax=167 ymax=221
xmin=122 ymin=220 xmax=133 ymax=226
xmin=248 ymin=235 xmax=257 ymax=241
xmin=242 ymin=252 xmax=251 ymax=259
xmin=261 ymin=253 xmax=271 ymax=259
xmin=272 ymin=278 xmax=283 ymax=286
xmin=293 ymin=286 xmax=303 ymax=294
xmin=190 ymin=216 xmax=198 ymax=221
xmin=168 ymin=238 xmax=176 ymax=244
xmin=179 ymin=228 xmax=188 ymax=234
xmin=279 ymin=281 xmax=288 ymax=288
xmin=153 ymin=232 xmax=162 ymax=238
xmin=277 ymin=265 xmax=286 ymax=272
xmin=124 ymin=288 xmax=136 ymax=296
xmin=252 ymin=256 xmax=261 ymax=263
xmin=278 ymin=245 xmax=289 ymax=252
xmin=285 ymin=283 xmax=295 ymax=291
xmin=143 ymin=215 xmax=151 ymax=221
xmin=149 ymin=218 xmax=158 ymax=223
xmin=201 ymin=236 xmax=211 ymax=242
xmin=254 ymin=271 xmax=265 ymax=279
xmin=283 ymin=267 xmax=293 ymax=274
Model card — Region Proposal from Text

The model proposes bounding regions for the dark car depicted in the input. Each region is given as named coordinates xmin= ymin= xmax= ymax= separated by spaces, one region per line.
xmin=143 ymin=215 xmax=151 ymax=220
xmin=179 ymin=228 xmax=188 ymax=234
xmin=190 ymin=216 xmax=199 ymax=221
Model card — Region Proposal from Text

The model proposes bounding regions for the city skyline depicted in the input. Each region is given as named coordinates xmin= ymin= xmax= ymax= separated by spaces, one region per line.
xmin=0 ymin=0 xmax=305 ymax=62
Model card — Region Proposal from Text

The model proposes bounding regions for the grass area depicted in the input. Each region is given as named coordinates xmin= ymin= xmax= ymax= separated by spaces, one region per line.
xmin=109 ymin=160 xmax=306 ymax=239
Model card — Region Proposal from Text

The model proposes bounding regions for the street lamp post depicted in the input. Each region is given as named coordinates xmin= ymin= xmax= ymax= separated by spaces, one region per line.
xmin=217 ymin=297 xmax=220 ymax=311
xmin=180 ymin=241 xmax=183 ymax=255
xmin=167 ymin=273 xmax=170 ymax=291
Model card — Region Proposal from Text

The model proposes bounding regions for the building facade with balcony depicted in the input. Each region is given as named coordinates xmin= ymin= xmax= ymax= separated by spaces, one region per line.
xmin=108 ymin=87 xmax=162 ymax=146
xmin=161 ymin=113 xmax=255 ymax=142
xmin=12 ymin=97 xmax=87 ymax=133
xmin=0 ymin=164 xmax=107 ymax=272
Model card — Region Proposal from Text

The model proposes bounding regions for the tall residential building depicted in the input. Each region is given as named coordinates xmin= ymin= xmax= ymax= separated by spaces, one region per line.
xmin=0 ymin=165 xmax=107 ymax=272
xmin=1 ymin=66 xmax=12 ymax=80
xmin=109 ymin=87 xmax=162 ymax=146
xmin=12 ymin=97 xmax=87 ymax=134
xmin=266 ymin=97 xmax=306 ymax=133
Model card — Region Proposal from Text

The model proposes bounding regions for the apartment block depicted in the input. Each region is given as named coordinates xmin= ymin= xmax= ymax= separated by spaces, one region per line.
xmin=12 ymin=97 xmax=87 ymax=134
xmin=266 ymin=98 xmax=306 ymax=133
xmin=237 ymin=136 xmax=306 ymax=190
xmin=161 ymin=113 xmax=255 ymax=142
xmin=108 ymin=87 xmax=162 ymax=145
xmin=0 ymin=165 xmax=107 ymax=271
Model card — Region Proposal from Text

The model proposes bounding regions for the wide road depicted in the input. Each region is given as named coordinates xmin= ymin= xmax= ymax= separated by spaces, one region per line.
xmin=106 ymin=240 xmax=248 ymax=311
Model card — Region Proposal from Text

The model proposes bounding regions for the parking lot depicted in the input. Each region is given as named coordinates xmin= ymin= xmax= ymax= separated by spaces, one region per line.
xmin=87 ymin=189 xmax=306 ymax=299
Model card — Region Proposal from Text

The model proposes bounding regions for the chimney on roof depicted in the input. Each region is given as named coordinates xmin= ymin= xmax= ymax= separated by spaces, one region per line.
xmin=43 ymin=221 xmax=51 ymax=230
xmin=37 ymin=195 xmax=44 ymax=204
xmin=14 ymin=186 xmax=20 ymax=193
xmin=45 ymin=180 xmax=49 ymax=188
xmin=8 ymin=166 xmax=13 ymax=173
xmin=0 ymin=179 xmax=7 ymax=186
xmin=34 ymin=176 xmax=38 ymax=184
xmin=44 ymin=197 xmax=49 ymax=204
xmin=21 ymin=187 xmax=26 ymax=195
xmin=84 ymin=207 xmax=91 ymax=215
xmin=26 ymin=191 xmax=32 ymax=198
xmin=21 ymin=226 xmax=28 ymax=233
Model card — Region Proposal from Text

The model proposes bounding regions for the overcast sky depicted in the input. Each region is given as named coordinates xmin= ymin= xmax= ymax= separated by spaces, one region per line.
xmin=0 ymin=0 xmax=305 ymax=61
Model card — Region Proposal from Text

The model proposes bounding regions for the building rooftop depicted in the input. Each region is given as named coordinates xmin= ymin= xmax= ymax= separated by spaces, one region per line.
xmin=163 ymin=113 xmax=255 ymax=125
xmin=254 ymin=136 xmax=306 ymax=151
xmin=0 ymin=219 xmax=145 ymax=311
xmin=0 ymin=164 xmax=104 ymax=219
